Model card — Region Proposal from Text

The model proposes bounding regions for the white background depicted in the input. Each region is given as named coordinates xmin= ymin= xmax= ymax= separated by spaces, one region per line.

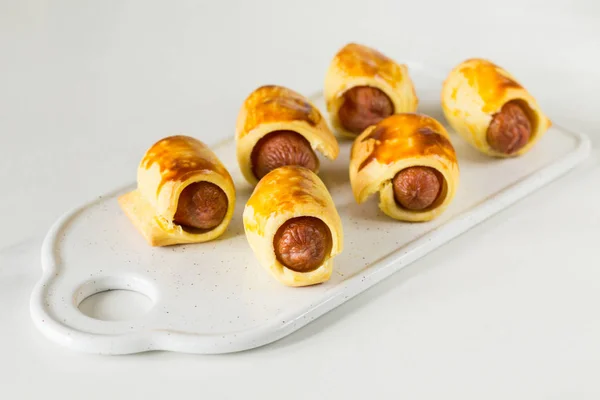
xmin=1 ymin=0 xmax=599 ymax=398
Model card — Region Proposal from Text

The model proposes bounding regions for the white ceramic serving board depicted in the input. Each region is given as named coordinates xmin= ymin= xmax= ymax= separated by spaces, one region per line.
xmin=30 ymin=64 xmax=590 ymax=355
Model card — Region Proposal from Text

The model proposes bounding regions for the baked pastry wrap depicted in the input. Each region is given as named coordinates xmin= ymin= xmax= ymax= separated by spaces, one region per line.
xmin=236 ymin=85 xmax=338 ymax=185
xmin=243 ymin=166 xmax=343 ymax=287
xmin=324 ymin=43 xmax=418 ymax=138
xmin=441 ymin=58 xmax=551 ymax=157
xmin=119 ymin=135 xmax=235 ymax=246
xmin=350 ymin=114 xmax=459 ymax=222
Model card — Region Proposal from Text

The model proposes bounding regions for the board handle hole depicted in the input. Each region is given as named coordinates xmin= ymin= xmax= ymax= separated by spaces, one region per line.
xmin=74 ymin=276 xmax=157 ymax=322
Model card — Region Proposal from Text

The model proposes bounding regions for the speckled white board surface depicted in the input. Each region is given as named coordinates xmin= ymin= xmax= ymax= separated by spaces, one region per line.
xmin=30 ymin=64 xmax=590 ymax=355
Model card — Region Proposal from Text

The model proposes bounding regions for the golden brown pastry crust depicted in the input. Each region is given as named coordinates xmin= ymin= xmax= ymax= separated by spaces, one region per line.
xmin=243 ymin=166 xmax=343 ymax=287
xmin=236 ymin=85 xmax=338 ymax=186
xmin=324 ymin=43 xmax=418 ymax=138
xmin=441 ymin=58 xmax=551 ymax=157
xmin=119 ymin=135 xmax=235 ymax=246
xmin=350 ymin=114 xmax=459 ymax=222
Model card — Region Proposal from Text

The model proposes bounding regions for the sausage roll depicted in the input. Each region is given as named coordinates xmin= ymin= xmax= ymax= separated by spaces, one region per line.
xmin=441 ymin=58 xmax=551 ymax=157
xmin=243 ymin=166 xmax=343 ymax=287
xmin=324 ymin=43 xmax=418 ymax=138
xmin=350 ymin=114 xmax=459 ymax=222
xmin=236 ymin=85 xmax=339 ymax=186
xmin=119 ymin=135 xmax=235 ymax=246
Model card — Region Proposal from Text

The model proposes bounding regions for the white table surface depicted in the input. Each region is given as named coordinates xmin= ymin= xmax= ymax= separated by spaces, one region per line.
xmin=1 ymin=0 xmax=599 ymax=398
